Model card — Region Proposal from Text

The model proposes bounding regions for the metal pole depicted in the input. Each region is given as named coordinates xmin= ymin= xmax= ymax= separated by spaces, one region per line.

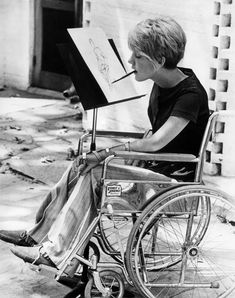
xmin=90 ymin=108 xmax=98 ymax=151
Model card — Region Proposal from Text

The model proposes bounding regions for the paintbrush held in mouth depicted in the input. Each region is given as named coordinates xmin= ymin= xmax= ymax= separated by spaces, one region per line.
xmin=111 ymin=70 xmax=136 ymax=84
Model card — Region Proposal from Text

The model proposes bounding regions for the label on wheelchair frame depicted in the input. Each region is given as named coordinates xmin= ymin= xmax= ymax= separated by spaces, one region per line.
xmin=106 ymin=184 xmax=122 ymax=197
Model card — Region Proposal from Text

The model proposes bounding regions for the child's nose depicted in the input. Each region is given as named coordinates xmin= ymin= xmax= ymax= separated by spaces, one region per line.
xmin=128 ymin=54 xmax=134 ymax=65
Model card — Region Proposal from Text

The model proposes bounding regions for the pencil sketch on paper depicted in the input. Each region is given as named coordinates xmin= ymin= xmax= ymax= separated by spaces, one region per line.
xmin=89 ymin=38 xmax=111 ymax=86
xmin=68 ymin=27 xmax=145 ymax=104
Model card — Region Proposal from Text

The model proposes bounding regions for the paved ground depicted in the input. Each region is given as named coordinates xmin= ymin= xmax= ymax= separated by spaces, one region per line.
xmin=0 ymin=87 xmax=80 ymax=297
xmin=0 ymin=87 xmax=235 ymax=298
xmin=0 ymin=87 xmax=141 ymax=298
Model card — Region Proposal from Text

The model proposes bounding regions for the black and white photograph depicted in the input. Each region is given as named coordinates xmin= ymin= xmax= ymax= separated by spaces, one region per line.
xmin=0 ymin=1 xmax=235 ymax=297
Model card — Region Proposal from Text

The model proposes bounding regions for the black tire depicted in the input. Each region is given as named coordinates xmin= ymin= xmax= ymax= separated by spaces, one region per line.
xmin=126 ymin=185 xmax=235 ymax=298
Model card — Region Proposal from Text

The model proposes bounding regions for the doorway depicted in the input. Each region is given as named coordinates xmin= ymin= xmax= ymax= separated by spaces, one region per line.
xmin=33 ymin=0 xmax=83 ymax=91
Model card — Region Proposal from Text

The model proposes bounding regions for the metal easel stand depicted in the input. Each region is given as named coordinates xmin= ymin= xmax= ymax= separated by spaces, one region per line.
xmin=90 ymin=108 xmax=98 ymax=151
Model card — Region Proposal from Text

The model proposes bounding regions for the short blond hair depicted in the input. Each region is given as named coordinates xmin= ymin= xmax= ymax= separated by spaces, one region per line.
xmin=128 ymin=16 xmax=186 ymax=69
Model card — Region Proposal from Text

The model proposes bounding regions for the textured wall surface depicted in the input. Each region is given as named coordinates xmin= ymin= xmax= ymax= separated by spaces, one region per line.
xmin=205 ymin=0 xmax=235 ymax=176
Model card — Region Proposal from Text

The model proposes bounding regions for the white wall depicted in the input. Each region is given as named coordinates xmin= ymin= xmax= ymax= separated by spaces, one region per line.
xmin=0 ymin=0 xmax=34 ymax=89
xmin=84 ymin=0 xmax=214 ymax=132
xmin=0 ymin=0 xmax=215 ymax=132
xmin=0 ymin=3 xmax=5 ymax=88
xmin=89 ymin=0 xmax=214 ymax=87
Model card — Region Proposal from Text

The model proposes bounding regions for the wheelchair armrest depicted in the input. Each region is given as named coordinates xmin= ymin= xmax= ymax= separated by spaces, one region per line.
xmin=113 ymin=151 xmax=198 ymax=162
xmin=78 ymin=129 xmax=153 ymax=156
xmin=78 ymin=130 xmax=146 ymax=156
xmin=88 ymin=130 xmax=145 ymax=139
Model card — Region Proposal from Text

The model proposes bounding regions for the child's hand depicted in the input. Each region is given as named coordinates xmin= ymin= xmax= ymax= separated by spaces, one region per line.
xmin=79 ymin=149 xmax=114 ymax=175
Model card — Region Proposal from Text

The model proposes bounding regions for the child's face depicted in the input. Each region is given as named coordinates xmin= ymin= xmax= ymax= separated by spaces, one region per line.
xmin=128 ymin=50 xmax=158 ymax=82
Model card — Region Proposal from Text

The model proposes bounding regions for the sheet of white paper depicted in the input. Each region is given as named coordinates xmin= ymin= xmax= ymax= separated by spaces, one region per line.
xmin=68 ymin=27 xmax=144 ymax=103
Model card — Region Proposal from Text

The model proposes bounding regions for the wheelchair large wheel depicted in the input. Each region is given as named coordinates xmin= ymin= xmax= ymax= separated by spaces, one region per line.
xmin=98 ymin=186 xmax=179 ymax=263
xmin=125 ymin=185 xmax=235 ymax=298
xmin=98 ymin=210 xmax=137 ymax=263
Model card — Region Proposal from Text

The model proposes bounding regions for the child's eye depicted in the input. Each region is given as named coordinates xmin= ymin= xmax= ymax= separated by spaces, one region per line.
xmin=135 ymin=54 xmax=142 ymax=59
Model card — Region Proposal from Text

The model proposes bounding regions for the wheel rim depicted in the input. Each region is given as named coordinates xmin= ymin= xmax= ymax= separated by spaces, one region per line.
xmin=85 ymin=270 xmax=124 ymax=298
xmin=126 ymin=186 xmax=235 ymax=298
xmin=98 ymin=211 xmax=136 ymax=262
xmin=98 ymin=186 xmax=178 ymax=263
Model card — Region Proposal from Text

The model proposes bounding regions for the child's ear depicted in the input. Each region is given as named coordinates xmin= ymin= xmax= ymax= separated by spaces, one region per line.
xmin=160 ymin=57 xmax=166 ymax=67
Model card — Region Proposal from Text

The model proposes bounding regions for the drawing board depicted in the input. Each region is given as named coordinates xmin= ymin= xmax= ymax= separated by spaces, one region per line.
xmin=66 ymin=27 xmax=145 ymax=110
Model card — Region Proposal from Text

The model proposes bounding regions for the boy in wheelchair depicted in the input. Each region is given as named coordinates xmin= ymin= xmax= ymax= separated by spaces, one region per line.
xmin=0 ymin=15 xmax=209 ymax=278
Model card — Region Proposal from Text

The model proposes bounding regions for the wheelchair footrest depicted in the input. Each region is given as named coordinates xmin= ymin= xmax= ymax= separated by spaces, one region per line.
xmin=28 ymin=263 xmax=58 ymax=279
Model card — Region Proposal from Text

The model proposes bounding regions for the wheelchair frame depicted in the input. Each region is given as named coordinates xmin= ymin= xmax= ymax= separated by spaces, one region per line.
xmin=32 ymin=111 xmax=235 ymax=298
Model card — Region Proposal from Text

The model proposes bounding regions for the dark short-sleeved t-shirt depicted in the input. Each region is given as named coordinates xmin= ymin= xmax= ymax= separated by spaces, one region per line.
xmin=148 ymin=67 xmax=209 ymax=156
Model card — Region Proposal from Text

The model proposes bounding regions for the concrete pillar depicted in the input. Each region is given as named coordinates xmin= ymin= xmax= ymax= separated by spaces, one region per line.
xmin=0 ymin=0 xmax=34 ymax=89
xmin=205 ymin=0 xmax=235 ymax=176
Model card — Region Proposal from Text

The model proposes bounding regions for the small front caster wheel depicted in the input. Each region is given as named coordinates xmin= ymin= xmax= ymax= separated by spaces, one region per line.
xmin=84 ymin=270 xmax=124 ymax=298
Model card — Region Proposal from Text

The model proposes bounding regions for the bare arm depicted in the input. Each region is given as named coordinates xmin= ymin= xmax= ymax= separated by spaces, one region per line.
xmin=80 ymin=116 xmax=189 ymax=174
xmin=129 ymin=116 xmax=189 ymax=152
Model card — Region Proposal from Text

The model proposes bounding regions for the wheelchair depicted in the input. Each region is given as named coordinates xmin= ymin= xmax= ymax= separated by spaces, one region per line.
xmin=33 ymin=111 xmax=235 ymax=298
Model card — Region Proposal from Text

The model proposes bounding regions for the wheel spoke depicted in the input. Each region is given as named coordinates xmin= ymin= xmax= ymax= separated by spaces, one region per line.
xmin=126 ymin=186 xmax=235 ymax=298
